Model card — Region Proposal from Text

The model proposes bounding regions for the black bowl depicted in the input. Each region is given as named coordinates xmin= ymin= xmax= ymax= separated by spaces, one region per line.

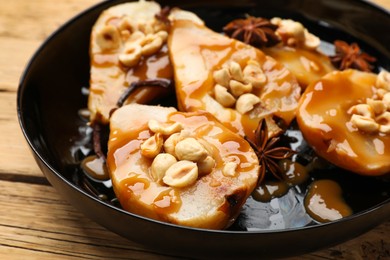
xmin=17 ymin=0 xmax=390 ymax=258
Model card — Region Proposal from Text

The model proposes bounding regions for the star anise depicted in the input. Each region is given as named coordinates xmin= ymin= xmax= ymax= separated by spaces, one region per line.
xmin=223 ymin=16 xmax=280 ymax=48
xmin=245 ymin=118 xmax=295 ymax=185
xmin=330 ymin=40 xmax=376 ymax=72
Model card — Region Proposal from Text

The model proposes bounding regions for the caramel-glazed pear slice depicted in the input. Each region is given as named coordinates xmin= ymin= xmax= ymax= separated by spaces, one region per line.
xmin=107 ymin=104 xmax=260 ymax=229
xmin=168 ymin=10 xmax=301 ymax=140
xmin=264 ymin=46 xmax=334 ymax=89
xmin=297 ymin=69 xmax=390 ymax=176
xmin=88 ymin=1 xmax=172 ymax=124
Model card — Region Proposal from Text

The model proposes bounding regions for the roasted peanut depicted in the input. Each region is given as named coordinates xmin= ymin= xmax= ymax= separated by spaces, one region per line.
xmin=229 ymin=61 xmax=244 ymax=82
xmin=137 ymin=22 xmax=154 ymax=35
xmin=163 ymin=132 xmax=181 ymax=156
xmin=148 ymin=119 xmax=183 ymax=135
xmin=376 ymin=70 xmax=390 ymax=91
xmin=213 ymin=68 xmax=230 ymax=87
xmin=348 ymin=104 xmax=374 ymax=118
xmin=197 ymin=156 xmax=215 ymax=176
xmin=140 ymin=133 xmax=163 ymax=158
xmin=118 ymin=17 xmax=135 ymax=35
xmin=235 ymin=93 xmax=261 ymax=114
xmin=214 ymin=84 xmax=236 ymax=107
xmin=377 ymin=112 xmax=390 ymax=134
xmin=175 ymin=138 xmax=208 ymax=162
xmin=141 ymin=33 xmax=164 ymax=56
xmin=96 ymin=25 xmax=121 ymax=50
xmin=350 ymin=114 xmax=379 ymax=133
xmin=367 ymin=98 xmax=386 ymax=115
xmin=163 ymin=160 xmax=199 ymax=187
xmin=222 ymin=162 xmax=238 ymax=177
xmin=382 ymin=93 xmax=390 ymax=109
xmin=151 ymin=153 xmax=177 ymax=183
xmin=303 ymin=29 xmax=320 ymax=50
xmin=229 ymin=80 xmax=253 ymax=97
xmin=243 ymin=60 xmax=267 ymax=88
xmin=119 ymin=43 xmax=142 ymax=67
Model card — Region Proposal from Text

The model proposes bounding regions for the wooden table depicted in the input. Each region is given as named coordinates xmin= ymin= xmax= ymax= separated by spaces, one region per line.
xmin=1 ymin=0 xmax=389 ymax=259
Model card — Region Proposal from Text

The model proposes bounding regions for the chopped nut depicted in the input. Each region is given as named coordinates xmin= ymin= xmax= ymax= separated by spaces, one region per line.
xmin=243 ymin=60 xmax=267 ymax=88
xmin=129 ymin=31 xmax=146 ymax=42
xmin=222 ymin=162 xmax=238 ymax=177
xmin=138 ymin=22 xmax=154 ymax=34
xmin=163 ymin=132 xmax=181 ymax=156
xmin=376 ymin=111 xmax=390 ymax=124
xmin=377 ymin=112 xmax=390 ymax=134
xmin=140 ymin=33 xmax=164 ymax=56
xmin=350 ymin=114 xmax=379 ymax=133
xmin=376 ymin=88 xmax=388 ymax=99
xmin=229 ymin=61 xmax=244 ymax=82
xmin=148 ymin=119 xmax=183 ymax=135
xmin=213 ymin=68 xmax=230 ymax=87
xmin=96 ymin=25 xmax=121 ymax=50
xmin=303 ymin=29 xmax=320 ymax=50
xmin=140 ymin=133 xmax=163 ymax=158
xmin=151 ymin=153 xmax=177 ymax=183
xmin=235 ymin=93 xmax=261 ymax=114
xmin=156 ymin=30 xmax=168 ymax=42
xmin=376 ymin=70 xmax=390 ymax=91
xmin=175 ymin=137 xmax=208 ymax=162
xmin=382 ymin=93 xmax=390 ymax=109
xmin=214 ymin=84 xmax=236 ymax=107
xmin=272 ymin=17 xmax=319 ymax=50
xmin=367 ymin=98 xmax=386 ymax=115
xmin=348 ymin=104 xmax=374 ymax=118
xmin=197 ymin=156 xmax=215 ymax=176
xmin=229 ymin=80 xmax=252 ymax=97
xmin=118 ymin=17 xmax=135 ymax=35
xmin=163 ymin=160 xmax=198 ymax=187
xmin=119 ymin=43 xmax=142 ymax=67
xmin=379 ymin=125 xmax=390 ymax=134
xmin=276 ymin=19 xmax=305 ymax=46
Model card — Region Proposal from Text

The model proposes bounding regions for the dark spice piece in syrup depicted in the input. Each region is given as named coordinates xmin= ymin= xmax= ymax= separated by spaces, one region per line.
xmin=245 ymin=118 xmax=296 ymax=185
xmin=155 ymin=6 xmax=171 ymax=28
xmin=116 ymin=79 xmax=171 ymax=107
xmin=223 ymin=16 xmax=280 ymax=48
xmin=330 ymin=40 xmax=376 ymax=72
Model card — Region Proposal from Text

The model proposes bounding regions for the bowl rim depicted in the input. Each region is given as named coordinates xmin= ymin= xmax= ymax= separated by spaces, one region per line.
xmin=16 ymin=0 xmax=390 ymax=235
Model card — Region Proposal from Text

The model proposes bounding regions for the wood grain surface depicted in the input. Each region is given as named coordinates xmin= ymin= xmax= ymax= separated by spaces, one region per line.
xmin=1 ymin=0 xmax=389 ymax=259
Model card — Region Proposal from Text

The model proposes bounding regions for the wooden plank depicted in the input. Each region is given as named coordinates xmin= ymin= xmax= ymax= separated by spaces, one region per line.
xmin=0 ymin=180 xmax=183 ymax=260
xmin=0 ymin=91 xmax=42 ymax=177
xmin=0 ymin=179 xmax=388 ymax=259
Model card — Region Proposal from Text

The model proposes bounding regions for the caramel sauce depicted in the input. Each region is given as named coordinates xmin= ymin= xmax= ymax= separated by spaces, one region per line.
xmin=252 ymin=181 xmax=289 ymax=202
xmin=264 ymin=46 xmax=335 ymax=88
xmin=297 ymin=70 xmax=390 ymax=175
xmin=169 ymin=19 xmax=301 ymax=141
xmin=304 ymin=179 xmax=352 ymax=223
xmin=81 ymin=155 xmax=110 ymax=181
xmin=279 ymin=159 xmax=309 ymax=186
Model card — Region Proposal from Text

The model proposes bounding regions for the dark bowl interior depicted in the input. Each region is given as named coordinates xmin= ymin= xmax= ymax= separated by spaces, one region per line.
xmin=18 ymin=0 xmax=390 ymax=258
